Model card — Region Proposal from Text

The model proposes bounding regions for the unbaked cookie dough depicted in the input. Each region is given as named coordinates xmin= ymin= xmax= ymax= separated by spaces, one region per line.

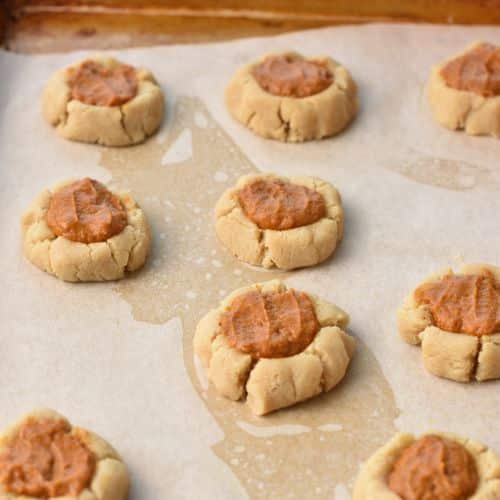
xmin=42 ymin=55 xmax=164 ymax=146
xmin=225 ymin=51 xmax=358 ymax=142
xmin=427 ymin=41 xmax=500 ymax=137
xmin=397 ymin=263 xmax=500 ymax=382
xmin=0 ymin=408 xmax=129 ymax=500
xmin=22 ymin=178 xmax=151 ymax=282
xmin=214 ymin=173 xmax=343 ymax=270
xmin=353 ymin=431 xmax=500 ymax=500
xmin=194 ymin=279 xmax=355 ymax=415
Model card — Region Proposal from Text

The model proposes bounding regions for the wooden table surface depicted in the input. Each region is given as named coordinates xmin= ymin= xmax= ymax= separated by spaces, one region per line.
xmin=2 ymin=1 xmax=500 ymax=53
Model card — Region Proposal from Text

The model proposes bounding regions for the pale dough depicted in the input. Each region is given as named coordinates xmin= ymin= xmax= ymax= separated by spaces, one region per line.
xmin=0 ymin=408 xmax=129 ymax=500
xmin=193 ymin=279 xmax=355 ymax=415
xmin=397 ymin=263 xmax=500 ymax=382
xmin=353 ymin=431 xmax=500 ymax=500
xmin=225 ymin=51 xmax=358 ymax=142
xmin=42 ymin=55 xmax=165 ymax=146
xmin=21 ymin=180 xmax=151 ymax=282
xmin=214 ymin=173 xmax=343 ymax=270
xmin=427 ymin=42 xmax=500 ymax=138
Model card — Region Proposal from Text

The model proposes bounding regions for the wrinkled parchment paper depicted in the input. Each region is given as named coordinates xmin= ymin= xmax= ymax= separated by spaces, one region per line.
xmin=1 ymin=24 xmax=499 ymax=500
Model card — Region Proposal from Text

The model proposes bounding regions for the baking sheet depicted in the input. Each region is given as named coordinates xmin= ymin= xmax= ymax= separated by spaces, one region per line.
xmin=1 ymin=23 xmax=499 ymax=500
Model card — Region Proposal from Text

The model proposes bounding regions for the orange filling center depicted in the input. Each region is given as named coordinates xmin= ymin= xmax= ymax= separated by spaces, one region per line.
xmin=237 ymin=178 xmax=326 ymax=230
xmin=415 ymin=273 xmax=500 ymax=336
xmin=388 ymin=435 xmax=478 ymax=500
xmin=440 ymin=42 xmax=500 ymax=97
xmin=0 ymin=418 xmax=96 ymax=497
xmin=220 ymin=289 xmax=320 ymax=358
xmin=46 ymin=178 xmax=128 ymax=243
xmin=68 ymin=60 xmax=138 ymax=106
xmin=252 ymin=55 xmax=333 ymax=98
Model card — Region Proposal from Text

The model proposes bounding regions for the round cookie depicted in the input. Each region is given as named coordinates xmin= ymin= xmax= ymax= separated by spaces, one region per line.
xmin=214 ymin=173 xmax=343 ymax=270
xmin=42 ymin=55 xmax=164 ymax=146
xmin=225 ymin=51 xmax=358 ymax=142
xmin=353 ymin=431 xmax=500 ymax=500
xmin=21 ymin=178 xmax=151 ymax=282
xmin=397 ymin=263 xmax=500 ymax=382
xmin=0 ymin=408 xmax=129 ymax=500
xmin=427 ymin=41 xmax=500 ymax=137
xmin=194 ymin=279 xmax=355 ymax=415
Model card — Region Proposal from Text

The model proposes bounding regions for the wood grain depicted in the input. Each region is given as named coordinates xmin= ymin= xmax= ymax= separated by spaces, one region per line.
xmin=0 ymin=3 xmax=7 ymax=47
xmin=7 ymin=0 xmax=500 ymax=22
xmin=3 ymin=0 xmax=500 ymax=53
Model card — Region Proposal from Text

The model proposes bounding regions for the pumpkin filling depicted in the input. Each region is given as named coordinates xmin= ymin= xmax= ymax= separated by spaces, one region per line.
xmin=388 ymin=434 xmax=478 ymax=500
xmin=237 ymin=178 xmax=326 ymax=230
xmin=68 ymin=59 xmax=138 ymax=106
xmin=440 ymin=42 xmax=500 ymax=97
xmin=252 ymin=54 xmax=333 ymax=98
xmin=415 ymin=273 xmax=500 ymax=336
xmin=0 ymin=418 xmax=95 ymax=497
xmin=46 ymin=178 xmax=127 ymax=243
xmin=220 ymin=289 xmax=320 ymax=358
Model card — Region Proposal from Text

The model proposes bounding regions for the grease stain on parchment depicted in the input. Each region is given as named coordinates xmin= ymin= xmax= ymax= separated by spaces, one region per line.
xmin=387 ymin=149 xmax=499 ymax=191
xmin=100 ymin=97 xmax=399 ymax=499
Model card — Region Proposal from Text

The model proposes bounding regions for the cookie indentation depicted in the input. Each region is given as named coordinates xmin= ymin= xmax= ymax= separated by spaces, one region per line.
xmin=415 ymin=273 xmax=500 ymax=336
xmin=0 ymin=418 xmax=95 ymax=497
xmin=252 ymin=54 xmax=333 ymax=98
xmin=237 ymin=178 xmax=326 ymax=230
xmin=47 ymin=178 xmax=128 ymax=243
xmin=388 ymin=435 xmax=478 ymax=500
xmin=440 ymin=42 xmax=500 ymax=97
xmin=221 ymin=289 xmax=319 ymax=358
xmin=68 ymin=60 xmax=138 ymax=106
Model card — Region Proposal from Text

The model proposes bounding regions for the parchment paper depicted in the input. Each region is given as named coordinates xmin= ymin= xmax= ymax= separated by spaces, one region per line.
xmin=1 ymin=23 xmax=499 ymax=500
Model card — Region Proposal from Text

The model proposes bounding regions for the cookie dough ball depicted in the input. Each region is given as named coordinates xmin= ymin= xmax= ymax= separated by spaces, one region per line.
xmin=0 ymin=408 xmax=129 ymax=500
xmin=397 ymin=263 xmax=500 ymax=382
xmin=194 ymin=279 xmax=355 ymax=415
xmin=427 ymin=42 xmax=500 ymax=137
xmin=215 ymin=173 xmax=343 ymax=270
xmin=22 ymin=177 xmax=151 ymax=282
xmin=42 ymin=55 xmax=164 ymax=146
xmin=225 ymin=51 xmax=358 ymax=142
xmin=353 ymin=431 xmax=500 ymax=500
